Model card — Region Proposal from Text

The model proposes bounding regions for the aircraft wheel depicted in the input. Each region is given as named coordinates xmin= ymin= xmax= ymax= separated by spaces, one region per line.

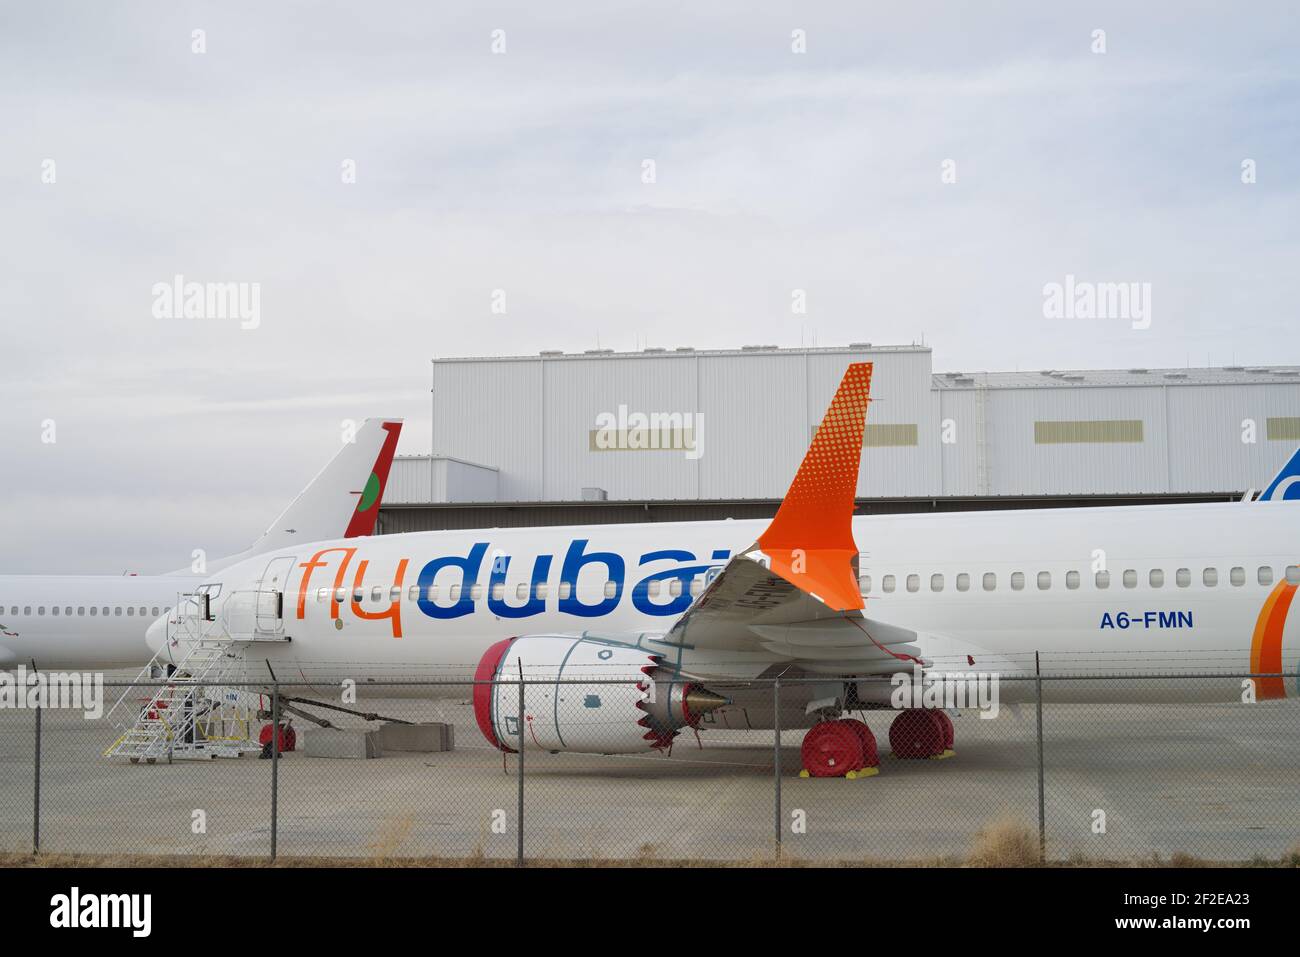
xmin=800 ymin=720 xmax=864 ymax=777
xmin=889 ymin=709 xmax=945 ymax=759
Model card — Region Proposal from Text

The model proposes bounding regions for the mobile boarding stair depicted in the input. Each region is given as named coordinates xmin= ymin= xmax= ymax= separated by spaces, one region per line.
xmin=103 ymin=589 xmax=290 ymax=763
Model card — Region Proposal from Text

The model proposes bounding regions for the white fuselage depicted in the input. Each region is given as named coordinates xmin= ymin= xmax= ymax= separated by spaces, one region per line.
xmin=158 ymin=501 xmax=1300 ymax=703
xmin=0 ymin=575 xmax=201 ymax=668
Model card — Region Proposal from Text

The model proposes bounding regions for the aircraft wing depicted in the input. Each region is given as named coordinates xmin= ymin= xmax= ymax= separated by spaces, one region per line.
xmin=656 ymin=362 xmax=925 ymax=675
xmin=662 ymin=549 xmax=926 ymax=673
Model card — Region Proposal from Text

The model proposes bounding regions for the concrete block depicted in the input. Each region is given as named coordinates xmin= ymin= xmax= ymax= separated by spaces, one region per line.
xmin=375 ymin=721 xmax=455 ymax=753
xmin=301 ymin=728 xmax=382 ymax=759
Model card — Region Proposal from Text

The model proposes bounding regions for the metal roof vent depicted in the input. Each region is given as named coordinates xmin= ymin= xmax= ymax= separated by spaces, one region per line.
xmin=954 ymin=376 xmax=975 ymax=386
xmin=1063 ymin=374 xmax=1084 ymax=382
xmin=642 ymin=347 xmax=666 ymax=353
xmin=1127 ymin=368 xmax=1149 ymax=374
xmin=539 ymin=350 xmax=563 ymax=356
xmin=1164 ymin=372 xmax=1188 ymax=379
xmin=583 ymin=348 xmax=614 ymax=355
xmin=1223 ymin=365 xmax=1244 ymax=371
xmin=849 ymin=342 xmax=872 ymax=349
xmin=675 ymin=347 xmax=695 ymax=352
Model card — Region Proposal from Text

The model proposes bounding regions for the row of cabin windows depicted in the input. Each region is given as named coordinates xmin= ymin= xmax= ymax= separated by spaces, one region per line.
xmin=860 ymin=565 xmax=1300 ymax=595
xmin=4 ymin=605 xmax=168 ymax=618
xmin=314 ymin=577 xmax=707 ymax=606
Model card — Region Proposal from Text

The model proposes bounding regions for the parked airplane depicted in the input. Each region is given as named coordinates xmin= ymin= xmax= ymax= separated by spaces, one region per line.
xmin=143 ymin=365 xmax=1300 ymax=776
xmin=0 ymin=419 xmax=402 ymax=669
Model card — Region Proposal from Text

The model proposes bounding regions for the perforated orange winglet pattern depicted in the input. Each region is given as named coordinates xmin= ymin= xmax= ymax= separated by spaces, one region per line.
xmin=756 ymin=362 xmax=872 ymax=611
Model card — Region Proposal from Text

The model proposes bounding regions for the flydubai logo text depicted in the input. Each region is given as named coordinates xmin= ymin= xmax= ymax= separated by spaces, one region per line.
xmin=1043 ymin=274 xmax=1151 ymax=330
xmin=0 ymin=666 xmax=104 ymax=720
xmin=891 ymin=666 xmax=1000 ymax=719
xmin=151 ymin=274 xmax=261 ymax=329
xmin=590 ymin=406 xmax=704 ymax=459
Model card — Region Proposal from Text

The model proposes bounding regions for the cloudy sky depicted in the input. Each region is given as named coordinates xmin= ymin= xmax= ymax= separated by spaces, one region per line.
xmin=2 ymin=1 xmax=1297 ymax=572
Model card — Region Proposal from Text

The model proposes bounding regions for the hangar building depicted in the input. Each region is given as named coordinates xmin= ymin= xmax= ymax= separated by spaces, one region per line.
xmin=378 ymin=345 xmax=1300 ymax=533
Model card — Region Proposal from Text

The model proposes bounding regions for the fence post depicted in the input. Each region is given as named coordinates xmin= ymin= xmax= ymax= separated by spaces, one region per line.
xmin=271 ymin=683 xmax=280 ymax=863
xmin=33 ymin=704 xmax=41 ymax=855
xmin=773 ymin=678 xmax=782 ymax=861
xmin=1034 ymin=651 xmax=1045 ymax=864
xmin=516 ymin=673 xmax=525 ymax=868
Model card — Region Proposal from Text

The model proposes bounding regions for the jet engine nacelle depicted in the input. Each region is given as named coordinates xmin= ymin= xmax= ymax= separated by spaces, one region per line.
xmin=473 ymin=634 xmax=728 ymax=754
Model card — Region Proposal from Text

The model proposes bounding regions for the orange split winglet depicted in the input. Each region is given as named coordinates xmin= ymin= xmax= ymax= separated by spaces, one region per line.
xmin=756 ymin=362 xmax=872 ymax=610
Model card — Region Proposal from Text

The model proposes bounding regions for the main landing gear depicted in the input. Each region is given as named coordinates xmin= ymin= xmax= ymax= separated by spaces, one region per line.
xmin=798 ymin=709 xmax=955 ymax=778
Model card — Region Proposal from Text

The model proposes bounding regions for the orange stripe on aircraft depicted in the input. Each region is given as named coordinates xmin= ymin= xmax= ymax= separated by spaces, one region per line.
xmin=757 ymin=362 xmax=872 ymax=611
xmin=1250 ymin=578 xmax=1295 ymax=700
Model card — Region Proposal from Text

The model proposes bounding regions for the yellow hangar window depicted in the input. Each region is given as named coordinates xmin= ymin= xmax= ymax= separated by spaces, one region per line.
xmin=1034 ymin=420 xmax=1143 ymax=444
xmin=1267 ymin=417 xmax=1300 ymax=441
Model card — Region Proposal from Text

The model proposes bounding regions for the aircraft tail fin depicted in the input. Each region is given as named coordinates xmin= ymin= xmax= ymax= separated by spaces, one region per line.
xmin=1258 ymin=447 xmax=1300 ymax=501
xmin=755 ymin=362 xmax=872 ymax=610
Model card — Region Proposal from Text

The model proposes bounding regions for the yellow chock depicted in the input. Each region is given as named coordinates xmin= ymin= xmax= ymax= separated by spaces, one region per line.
xmin=928 ymin=750 xmax=955 ymax=760
xmin=798 ymin=769 xmax=811 ymax=778
xmin=847 ymin=766 xmax=880 ymax=779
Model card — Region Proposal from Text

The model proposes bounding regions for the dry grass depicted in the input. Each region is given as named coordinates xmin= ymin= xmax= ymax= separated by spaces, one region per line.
xmin=967 ymin=815 xmax=1041 ymax=867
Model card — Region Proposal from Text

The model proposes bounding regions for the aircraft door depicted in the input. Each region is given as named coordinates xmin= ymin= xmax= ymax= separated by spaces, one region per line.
xmin=255 ymin=555 xmax=296 ymax=634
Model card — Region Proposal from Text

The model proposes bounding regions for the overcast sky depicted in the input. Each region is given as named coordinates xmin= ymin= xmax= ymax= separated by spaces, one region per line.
xmin=2 ymin=1 xmax=1297 ymax=572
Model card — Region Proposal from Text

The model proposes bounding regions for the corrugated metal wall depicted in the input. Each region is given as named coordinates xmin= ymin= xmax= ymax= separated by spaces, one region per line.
xmin=407 ymin=349 xmax=1300 ymax=503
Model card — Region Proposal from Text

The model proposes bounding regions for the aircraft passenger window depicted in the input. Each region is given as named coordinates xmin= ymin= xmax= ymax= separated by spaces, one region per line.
xmin=516 ymin=583 xmax=529 ymax=600
xmin=1094 ymin=571 xmax=1109 ymax=589
xmin=1176 ymin=568 xmax=1190 ymax=587
xmin=1203 ymin=568 xmax=1218 ymax=587
xmin=102 ymin=607 xmax=109 ymax=615
xmin=647 ymin=581 xmax=661 ymax=598
xmin=860 ymin=575 xmax=871 ymax=595
xmin=389 ymin=587 xmax=401 ymax=601
xmin=353 ymin=588 xmax=365 ymax=602
xmin=956 ymin=573 xmax=970 ymax=592
xmin=982 ymin=573 xmax=996 ymax=591
xmin=689 ymin=579 xmax=703 ymax=597
xmin=425 ymin=585 xmax=438 ymax=601
xmin=372 ymin=586 xmax=384 ymax=602
xmin=334 ymin=588 xmax=347 ymax=603
xmin=78 ymin=607 xmax=85 ymax=615
xmin=491 ymin=583 xmax=505 ymax=601
xmin=906 ymin=574 xmax=919 ymax=593
xmin=127 ymin=607 xmax=135 ymax=616
xmin=319 ymin=588 xmax=332 ymax=602
xmin=1037 ymin=572 xmax=1051 ymax=590
xmin=930 ymin=574 xmax=944 ymax=592
xmin=559 ymin=582 xmax=571 ymax=600
xmin=1120 ymin=569 xmax=1135 ymax=588
xmin=151 ymin=607 xmax=159 ymax=616
xmin=53 ymin=606 xmax=61 ymax=616
xmin=89 ymin=607 xmax=97 ymax=616
xmin=1258 ymin=566 xmax=1274 ymax=586
xmin=38 ymin=606 xmax=46 ymax=615
xmin=670 ymin=579 xmax=683 ymax=597
xmin=24 ymin=606 xmax=31 ymax=615
xmin=536 ymin=582 xmax=549 ymax=599
xmin=138 ymin=607 xmax=146 ymax=616
xmin=1149 ymin=569 xmax=1164 ymax=588
xmin=1065 ymin=571 xmax=1080 ymax=589
xmin=1287 ymin=566 xmax=1300 ymax=584
xmin=603 ymin=581 xmax=617 ymax=599
xmin=1230 ymin=566 xmax=1245 ymax=587
xmin=115 ymin=607 xmax=122 ymax=616
xmin=1010 ymin=572 xmax=1024 ymax=591
xmin=407 ymin=586 xmax=419 ymax=601
xmin=472 ymin=585 xmax=485 ymax=600
xmin=882 ymin=575 xmax=896 ymax=593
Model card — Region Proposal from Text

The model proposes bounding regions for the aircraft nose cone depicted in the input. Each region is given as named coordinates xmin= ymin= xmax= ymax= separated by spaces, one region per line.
xmin=145 ymin=614 xmax=169 ymax=656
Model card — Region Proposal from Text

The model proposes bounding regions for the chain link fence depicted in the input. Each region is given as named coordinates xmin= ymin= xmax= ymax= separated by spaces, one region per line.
xmin=1 ymin=672 xmax=1297 ymax=865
